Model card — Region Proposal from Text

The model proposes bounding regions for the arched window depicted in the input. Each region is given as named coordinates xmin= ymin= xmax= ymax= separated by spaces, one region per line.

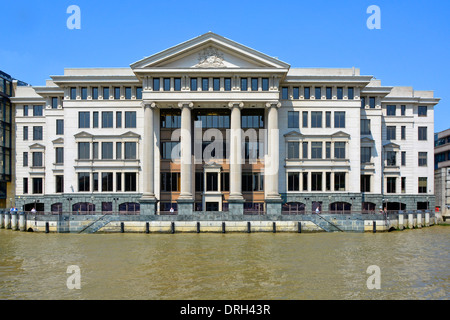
xmin=362 ymin=202 xmax=376 ymax=213
xmin=282 ymin=202 xmax=305 ymax=214
xmin=119 ymin=202 xmax=140 ymax=214
xmin=72 ymin=202 xmax=95 ymax=213
xmin=329 ymin=202 xmax=352 ymax=213
xmin=51 ymin=203 xmax=63 ymax=213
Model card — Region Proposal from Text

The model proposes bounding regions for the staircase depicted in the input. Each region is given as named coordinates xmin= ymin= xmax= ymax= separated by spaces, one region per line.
xmin=310 ymin=213 xmax=343 ymax=232
xmin=79 ymin=215 xmax=113 ymax=234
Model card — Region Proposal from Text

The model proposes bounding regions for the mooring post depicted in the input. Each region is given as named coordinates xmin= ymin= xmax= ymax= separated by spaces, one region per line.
xmin=247 ymin=221 xmax=251 ymax=233
xmin=196 ymin=222 xmax=200 ymax=233
xmin=45 ymin=222 xmax=49 ymax=233
xmin=372 ymin=221 xmax=376 ymax=233
xmin=273 ymin=222 xmax=276 ymax=233
xmin=11 ymin=212 xmax=18 ymax=231
xmin=171 ymin=222 xmax=175 ymax=234
xmin=298 ymin=221 xmax=302 ymax=233
xmin=222 ymin=222 xmax=225 ymax=233
xmin=19 ymin=212 xmax=26 ymax=232
xmin=145 ymin=222 xmax=149 ymax=234
xmin=120 ymin=222 xmax=124 ymax=233
xmin=5 ymin=212 xmax=11 ymax=229
xmin=0 ymin=211 xmax=4 ymax=229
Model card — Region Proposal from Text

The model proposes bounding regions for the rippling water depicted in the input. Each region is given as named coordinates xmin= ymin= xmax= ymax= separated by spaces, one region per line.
xmin=0 ymin=227 xmax=448 ymax=300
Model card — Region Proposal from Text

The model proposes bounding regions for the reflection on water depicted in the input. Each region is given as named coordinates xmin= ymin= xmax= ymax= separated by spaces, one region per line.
xmin=0 ymin=227 xmax=448 ymax=300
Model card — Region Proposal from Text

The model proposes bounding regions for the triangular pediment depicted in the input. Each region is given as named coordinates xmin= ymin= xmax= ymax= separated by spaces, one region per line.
xmin=120 ymin=131 xmax=141 ymax=138
xmin=52 ymin=138 xmax=64 ymax=144
xmin=383 ymin=142 xmax=400 ymax=149
xmin=284 ymin=130 xmax=303 ymax=138
xmin=331 ymin=131 xmax=351 ymax=138
xmin=74 ymin=131 xmax=93 ymax=138
xmin=29 ymin=143 xmax=45 ymax=150
xmin=131 ymin=32 xmax=290 ymax=70
xmin=361 ymin=137 xmax=374 ymax=143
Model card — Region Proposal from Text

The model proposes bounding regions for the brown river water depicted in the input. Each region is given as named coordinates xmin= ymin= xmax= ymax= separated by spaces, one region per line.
xmin=0 ymin=227 xmax=448 ymax=300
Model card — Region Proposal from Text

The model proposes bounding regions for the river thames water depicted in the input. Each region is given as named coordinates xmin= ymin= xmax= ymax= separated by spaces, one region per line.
xmin=0 ymin=226 xmax=448 ymax=300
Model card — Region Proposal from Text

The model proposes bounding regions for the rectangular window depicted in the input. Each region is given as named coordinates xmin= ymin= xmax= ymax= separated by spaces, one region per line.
xmin=103 ymin=87 xmax=110 ymax=99
xmin=288 ymin=111 xmax=299 ymax=128
xmin=348 ymin=87 xmax=354 ymax=99
xmin=302 ymin=142 xmax=308 ymax=159
xmin=287 ymin=142 xmax=299 ymax=159
xmin=311 ymin=111 xmax=322 ymax=128
xmin=125 ymin=87 xmax=132 ymax=99
xmin=31 ymin=152 xmax=41 ymax=167
xmin=56 ymin=119 xmax=64 ymax=135
xmin=55 ymin=147 xmax=64 ymax=164
xmin=418 ymin=106 xmax=427 ymax=116
xmin=361 ymin=147 xmax=371 ymax=163
xmin=114 ymin=87 xmax=121 ymax=99
xmin=334 ymin=112 xmax=345 ymax=128
xmin=401 ymin=151 xmax=406 ymax=166
xmin=206 ymin=172 xmax=218 ymax=191
xmin=304 ymin=87 xmax=310 ymax=99
xmin=116 ymin=142 xmax=122 ymax=159
xmin=92 ymin=87 xmax=98 ymax=100
xmin=240 ymin=78 xmax=247 ymax=91
xmin=81 ymin=87 xmax=87 ymax=100
xmin=361 ymin=97 xmax=366 ymax=108
xmin=79 ymin=112 xmax=90 ymax=128
xmin=386 ymin=151 xmax=396 ymax=166
xmin=401 ymin=126 xmax=406 ymax=140
xmin=202 ymin=78 xmax=209 ymax=91
xmin=251 ymin=78 xmax=258 ymax=91
xmin=292 ymin=87 xmax=299 ymax=99
xmin=326 ymin=87 xmax=332 ymax=99
xmin=136 ymin=87 xmax=142 ymax=99
xmin=78 ymin=142 xmax=90 ymax=159
xmin=116 ymin=112 xmax=122 ymax=128
xmin=174 ymin=78 xmax=181 ymax=91
xmin=93 ymin=111 xmax=99 ymax=128
xmin=334 ymin=142 xmax=345 ymax=159
xmin=190 ymin=78 xmax=198 ymax=91
xmin=93 ymin=172 xmax=98 ymax=191
xmin=20 ymin=152 xmax=28 ymax=169
xmin=221 ymin=172 xmax=229 ymax=191
xmin=418 ymin=177 xmax=427 ymax=194
xmin=262 ymin=78 xmax=269 ymax=91
xmin=387 ymin=126 xmax=396 ymax=140
xmin=125 ymin=111 xmax=137 ymax=128
xmin=102 ymin=142 xmax=113 ymax=159
xmin=78 ymin=173 xmax=90 ymax=192
xmin=224 ymin=78 xmax=231 ymax=91
xmin=326 ymin=142 xmax=331 ymax=159
xmin=315 ymin=87 xmax=321 ymax=99
xmin=337 ymin=87 xmax=343 ymax=100
xmin=116 ymin=173 xmax=122 ymax=191
xmin=369 ymin=97 xmax=376 ymax=108
xmin=387 ymin=177 xmax=396 ymax=193
xmin=311 ymin=172 xmax=322 ymax=191
xmin=288 ymin=172 xmax=300 ymax=191
xmin=164 ymin=78 xmax=170 ymax=91
xmin=24 ymin=105 xmax=29 ymax=116
xmin=102 ymin=172 xmax=113 ymax=192
xmin=124 ymin=142 xmax=137 ymax=159
xmin=102 ymin=111 xmax=113 ymax=128
xmin=326 ymin=111 xmax=331 ymax=128
xmin=161 ymin=142 xmax=179 ymax=160
xmin=418 ymin=127 xmax=427 ymax=141
xmin=326 ymin=172 xmax=331 ymax=191
xmin=361 ymin=119 xmax=371 ymax=134
xmin=334 ymin=172 xmax=345 ymax=191
xmin=302 ymin=172 xmax=308 ymax=191
xmin=92 ymin=142 xmax=99 ymax=160
xmin=387 ymin=105 xmax=396 ymax=116
xmin=361 ymin=175 xmax=371 ymax=192
xmin=124 ymin=172 xmax=137 ymax=191
xmin=33 ymin=126 xmax=43 ymax=140
xmin=302 ymin=111 xmax=308 ymax=127
xmin=70 ymin=87 xmax=77 ymax=100
xmin=33 ymin=105 xmax=43 ymax=116
xmin=23 ymin=178 xmax=28 ymax=194
xmin=52 ymin=97 xmax=58 ymax=109
xmin=213 ymin=78 xmax=220 ymax=91
xmin=153 ymin=78 xmax=160 ymax=91
xmin=418 ymin=152 xmax=427 ymax=166
xmin=23 ymin=126 xmax=28 ymax=140
xmin=281 ymin=87 xmax=288 ymax=99
xmin=32 ymin=178 xmax=43 ymax=194
xmin=56 ymin=175 xmax=64 ymax=193
xmin=401 ymin=177 xmax=406 ymax=193
xmin=311 ymin=142 xmax=322 ymax=159
xmin=401 ymin=105 xmax=406 ymax=116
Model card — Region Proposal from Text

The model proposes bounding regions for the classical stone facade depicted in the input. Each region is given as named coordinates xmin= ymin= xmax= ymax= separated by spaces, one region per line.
xmin=11 ymin=32 xmax=439 ymax=215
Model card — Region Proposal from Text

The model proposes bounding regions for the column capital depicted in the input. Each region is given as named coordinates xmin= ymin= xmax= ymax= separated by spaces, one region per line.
xmin=178 ymin=101 xmax=194 ymax=109
xmin=141 ymin=101 xmax=157 ymax=109
xmin=266 ymin=101 xmax=281 ymax=108
xmin=228 ymin=101 xmax=244 ymax=109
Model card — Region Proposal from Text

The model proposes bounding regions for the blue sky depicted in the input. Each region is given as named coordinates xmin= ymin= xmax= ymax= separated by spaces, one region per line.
xmin=2 ymin=0 xmax=449 ymax=132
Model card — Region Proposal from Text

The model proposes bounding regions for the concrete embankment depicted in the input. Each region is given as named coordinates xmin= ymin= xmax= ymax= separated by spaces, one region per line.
xmin=0 ymin=211 xmax=437 ymax=234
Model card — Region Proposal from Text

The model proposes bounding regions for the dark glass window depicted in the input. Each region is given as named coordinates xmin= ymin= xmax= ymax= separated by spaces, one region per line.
xmin=418 ymin=177 xmax=427 ymax=193
xmin=52 ymin=97 xmax=58 ymax=109
xmin=78 ymin=173 xmax=90 ymax=192
xmin=287 ymin=142 xmax=299 ymax=159
xmin=92 ymin=87 xmax=98 ymax=100
xmin=224 ymin=78 xmax=231 ymax=91
xmin=361 ymin=97 xmax=366 ymax=108
xmin=334 ymin=172 xmax=346 ymax=191
xmin=221 ymin=172 xmax=229 ymax=191
xmin=311 ymin=111 xmax=322 ymax=128
xmin=116 ymin=112 xmax=122 ymax=128
xmin=311 ymin=172 xmax=322 ymax=191
xmin=195 ymin=172 xmax=204 ymax=192
xmin=92 ymin=142 xmax=99 ymax=160
xmin=32 ymin=152 xmax=43 ymax=167
xmin=401 ymin=126 xmax=406 ymax=140
xmin=116 ymin=173 xmax=122 ymax=191
xmin=251 ymin=78 xmax=258 ymax=91
xmin=164 ymin=78 xmax=170 ymax=91
xmin=23 ymin=152 xmax=28 ymax=167
xmin=418 ymin=106 xmax=427 ymax=116
xmin=304 ymin=87 xmax=310 ymax=99
xmin=311 ymin=142 xmax=322 ymax=159
xmin=387 ymin=177 xmax=396 ymax=193
xmin=401 ymin=151 xmax=406 ymax=166
xmin=386 ymin=151 xmax=396 ymax=166
xmin=33 ymin=105 xmax=43 ymax=116
xmin=361 ymin=175 xmax=371 ymax=192
xmin=124 ymin=142 xmax=137 ymax=159
xmin=387 ymin=126 xmax=396 ymax=140
xmin=81 ymin=87 xmax=87 ymax=100
xmin=288 ymin=172 xmax=300 ymax=191
xmin=288 ymin=111 xmax=299 ymax=128
xmin=361 ymin=119 xmax=370 ymax=134
xmin=125 ymin=87 xmax=132 ymax=99
xmin=302 ymin=173 xmax=308 ymax=191
xmin=190 ymin=78 xmax=198 ymax=91
xmin=293 ymin=87 xmax=299 ymax=99
xmin=241 ymin=78 xmax=247 ymax=91
xmin=302 ymin=111 xmax=308 ymax=127
xmin=161 ymin=110 xmax=181 ymax=128
xmin=418 ymin=152 xmax=427 ymax=166
xmin=136 ymin=87 xmax=142 ymax=99
xmin=79 ymin=112 xmax=90 ymax=128
xmin=56 ymin=176 xmax=64 ymax=193
xmin=337 ymin=87 xmax=343 ymax=99
xmin=334 ymin=112 xmax=345 ymax=128
xmin=326 ymin=111 xmax=331 ymax=128
xmin=56 ymin=119 xmax=64 ymax=135
xmin=361 ymin=147 xmax=371 ymax=163
xmin=369 ymin=97 xmax=376 ymax=108
xmin=348 ymin=87 xmax=354 ymax=99
xmin=23 ymin=126 xmax=28 ymax=140
xmin=281 ymin=87 xmax=288 ymax=99
xmin=213 ymin=78 xmax=220 ymax=91
xmin=125 ymin=111 xmax=137 ymax=128
xmin=387 ymin=105 xmax=396 ymax=116
xmin=202 ymin=78 xmax=209 ymax=91
xmin=93 ymin=111 xmax=99 ymax=128
xmin=102 ymin=172 xmax=113 ymax=192
xmin=418 ymin=127 xmax=427 ymax=141
xmin=102 ymin=142 xmax=113 ymax=159
xmin=114 ymin=87 xmax=121 ymax=99
xmin=334 ymin=142 xmax=346 ymax=159
xmin=302 ymin=142 xmax=308 ymax=159
xmin=24 ymin=105 xmax=29 ymax=116
xmin=55 ymin=147 xmax=64 ymax=164
xmin=103 ymin=87 xmax=110 ymax=99
xmin=102 ymin=112 xmax=113 ymax=128
xmin=262 ymin=78 xmax=269 ymax=91
xmin=401 ymin=105 xmax=406 ymax=116
xmin=32 ymin=178 xmax=43 ymax=194
xmin=124 ymin=173 xmax=137 ymax=192
xmin=206 ymin=172 xmax=218 ymax=191
xmin=315 ymin=87 xmax=321 ymax=99
xmin=70 ymin=87 xmax=77 ymax=100
xmin=23 ymin=178 xmax=28 ymax=194
xmin=78 ymin=142 xmax=90 ymax=159
xmin=116 ymin=142 xmax=122 ymax=159
xmin=174 ymin=78 xmax=181 ymax=91
xmin=93 ymin=172 xmax=98 ymax=191
xmin=33 ymin=126 xmax=43 ymax=140
xmin=326 ymin=87 xmax=332 ymax=99
xmin=153 ymin=78 xmax=160 ymax=91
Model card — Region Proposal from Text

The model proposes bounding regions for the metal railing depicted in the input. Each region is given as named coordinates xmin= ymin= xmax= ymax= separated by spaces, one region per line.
xmin=17 ymin=210 xmax=141 ymax=216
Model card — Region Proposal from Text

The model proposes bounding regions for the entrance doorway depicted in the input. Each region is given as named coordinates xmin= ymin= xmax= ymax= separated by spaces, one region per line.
xmin=205 ymin=202 xmax=219 ymax=211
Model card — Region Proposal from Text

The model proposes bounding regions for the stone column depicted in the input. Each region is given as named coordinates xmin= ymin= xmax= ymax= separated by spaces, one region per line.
xmin=139 ymin=101 xmax=157 ymax=215
xmin=265 ymin=101 xmax=282 ymax=215
xmin=177 ymin=102 xmax=194 ymax=214
xmin=228 ymin=102 xmax=245 ymax=215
